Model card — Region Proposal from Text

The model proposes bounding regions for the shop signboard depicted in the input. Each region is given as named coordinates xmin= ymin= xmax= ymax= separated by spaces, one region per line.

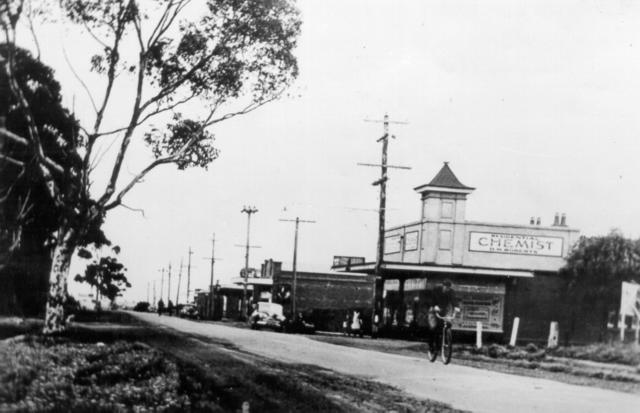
xmin=453 ymin=282 xmax=506 ymax=333
xmin=384 ymin=278 xmax=427 ymax=291
xmin=384 ymin=235 xmax=402 ymax=254
xmin=469 ymin=232 xmax=563 ymax=257
xmin=404 ymin=231 xmax=419 ymax=251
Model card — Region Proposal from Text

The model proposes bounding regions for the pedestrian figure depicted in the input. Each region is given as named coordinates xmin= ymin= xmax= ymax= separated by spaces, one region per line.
xmin=351 ymin=310 xmax=362 ymax=337
xmin=372 ymin=313 xmax=380 ymax=339
xmin=343 ymin=311 xmax=350 ymax=336
xmin=167 ymin=300 xmax=174 ymax=316
xmin=157 ymin=299 xmax=165 ymax=316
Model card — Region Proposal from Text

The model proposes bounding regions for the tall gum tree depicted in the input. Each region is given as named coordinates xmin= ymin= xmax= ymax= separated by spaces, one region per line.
xmin=0 ymin=0 xmax=301 ymax=333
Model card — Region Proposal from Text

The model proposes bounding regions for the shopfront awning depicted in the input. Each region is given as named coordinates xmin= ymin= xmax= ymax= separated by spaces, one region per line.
xmin=339 ymin=262 xmax=534 ymax=278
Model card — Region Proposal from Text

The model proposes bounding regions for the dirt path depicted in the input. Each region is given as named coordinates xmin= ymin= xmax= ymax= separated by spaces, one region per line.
xmin=131 ymin=312 xmax=640 ymax=413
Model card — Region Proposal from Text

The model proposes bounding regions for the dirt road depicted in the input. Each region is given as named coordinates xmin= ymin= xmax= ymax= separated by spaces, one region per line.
xmin=132 ymin=313 xmax=640 ymax=413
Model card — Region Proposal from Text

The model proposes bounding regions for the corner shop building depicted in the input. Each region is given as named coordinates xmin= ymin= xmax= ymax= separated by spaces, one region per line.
xmin=335 ymin=163 xmax=580 ymax=342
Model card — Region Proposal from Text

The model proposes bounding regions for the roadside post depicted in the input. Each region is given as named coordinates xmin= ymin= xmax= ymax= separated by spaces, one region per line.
xmin=476 ymin=321 xmax=482 ymax=349
xmin=547 ymin=321 xmax=559 ymax=349
xmin=509 ymin=317 xmax=520 ymax=347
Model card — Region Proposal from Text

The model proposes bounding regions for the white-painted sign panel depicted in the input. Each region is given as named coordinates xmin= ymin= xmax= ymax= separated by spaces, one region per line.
xmin=404 ymin=231 xmax=419 ymax=251
xmin=384 ymin=235 xmax=401 ymax=254
xmin=620 ymin=282 xmax=640 ymax=317
xmin=469 ymin=232 xmax=563 ymax=257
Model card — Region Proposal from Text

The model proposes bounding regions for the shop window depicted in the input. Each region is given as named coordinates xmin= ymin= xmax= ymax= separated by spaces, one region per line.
xmin=441 ymin=201 xmax=454 ymax=219
xmin=439 ymin=229 xmax=452 ymax=250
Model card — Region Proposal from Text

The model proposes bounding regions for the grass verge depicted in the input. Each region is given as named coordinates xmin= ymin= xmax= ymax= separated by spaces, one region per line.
xmin=1 ymin=312 xmax=466 ymax=412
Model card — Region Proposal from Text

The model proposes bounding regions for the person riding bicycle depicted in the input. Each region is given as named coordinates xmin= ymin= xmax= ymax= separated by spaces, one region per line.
xmin=428 ymin=280 xmax=460 ymax=344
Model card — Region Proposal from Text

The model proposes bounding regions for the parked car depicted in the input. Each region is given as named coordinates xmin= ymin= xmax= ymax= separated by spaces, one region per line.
xmin=133 ymin=301 xmax=151 ymax=312
xmin=249 ymin=302 xmax=286 ymax=331
xmin=179 ymin=304 xmax=200 ymax=320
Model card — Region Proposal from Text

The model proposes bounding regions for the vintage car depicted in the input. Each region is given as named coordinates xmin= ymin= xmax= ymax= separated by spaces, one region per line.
xmin=249 ymin=302 xmax=286 ymax=331
xmin=178 ymin=304 xmax=200 ymax=320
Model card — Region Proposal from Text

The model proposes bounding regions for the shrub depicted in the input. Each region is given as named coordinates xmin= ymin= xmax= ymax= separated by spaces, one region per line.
xmin=487 ymin=344 xmax=508 ymax=358
xmin=0 ymin=339 xmax=189 ymax=411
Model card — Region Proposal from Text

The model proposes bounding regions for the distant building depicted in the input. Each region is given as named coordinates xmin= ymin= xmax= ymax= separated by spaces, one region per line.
xmin=272 ymin=267 xmax=373 ymax=331
xmin=224 ymin=259 xmax=373 ymax=330
xmin=334 ymin=162 xmax=580 ymax=342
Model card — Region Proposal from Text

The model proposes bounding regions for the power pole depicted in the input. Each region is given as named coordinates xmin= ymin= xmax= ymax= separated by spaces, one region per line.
xmin=146 ymin=282 xmax=150 ymax=303
xmin=202 ymin=234 xmax=222 ymax=319
xmin=176 ymin=258 xmax=184 ymax=306
xmin=152 ymin=281 xmax=156 ymax=306
xmin=279 ymin=217 xmax=316 ymax=318
xmin=359 ymin=113 xmax=410 ymax=325
xmin=240 ymin=206 xmax=259 ymax=318
xmin=167 ymin=262 xmax=172 ymax=304
xmin=186 ymin=247 xmax=194 ymax=303
xmin=158 ymin=268 xmax=165 ymax=303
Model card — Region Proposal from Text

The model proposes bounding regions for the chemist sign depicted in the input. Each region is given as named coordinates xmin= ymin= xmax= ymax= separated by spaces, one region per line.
xmin=469 ymin=232 xmax=563 ymax=257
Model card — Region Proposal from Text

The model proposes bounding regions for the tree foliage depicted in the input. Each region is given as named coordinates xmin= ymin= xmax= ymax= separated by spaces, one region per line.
xmin=0 ymin=44 xmax=83 ymax=315
xmin=74 ymin=246 xmax=130 ymax=303
xmin=560 ymin=230 xmax=640 ymax=337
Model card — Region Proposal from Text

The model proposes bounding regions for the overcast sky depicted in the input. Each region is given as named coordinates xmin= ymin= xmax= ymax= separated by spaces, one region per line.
xmin=19 ymin=0 xmax=640 ymax=303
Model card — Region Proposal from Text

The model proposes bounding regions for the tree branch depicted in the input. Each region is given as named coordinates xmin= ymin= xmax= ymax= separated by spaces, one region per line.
xmin=0 ymin=127 xmax=29 ymax=146
xmin=62 ymin=46 xmax=98 ymax=114
xmin=0 ymin=152 xmax=25 ymax=167
xmin=94 ymin=90 xmax=198 ymax=138
xmin=97 ymin=39 xmax=147 ymax=206
xmin=120 ymin=202 xmax=146 ymax=218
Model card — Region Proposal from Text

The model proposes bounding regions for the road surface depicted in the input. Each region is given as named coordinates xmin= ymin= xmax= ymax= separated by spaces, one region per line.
xmin=132 ymin=312 xmax=640 ymax=413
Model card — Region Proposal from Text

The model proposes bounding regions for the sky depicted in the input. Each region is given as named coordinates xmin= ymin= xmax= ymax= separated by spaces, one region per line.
xmin=16 ymin=0 xmax=640 ymax=303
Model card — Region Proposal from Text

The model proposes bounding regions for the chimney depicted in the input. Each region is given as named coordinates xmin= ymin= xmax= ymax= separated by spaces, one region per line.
xmin=536 ymin=217 xmax=541 ymax=226
xmin=560 ymin=213 xmax=567 ymax=226
xmin=529 ymin=217 xmax=535 ymax=225
xmin=553 ymin=213 xmax=560 ymax=226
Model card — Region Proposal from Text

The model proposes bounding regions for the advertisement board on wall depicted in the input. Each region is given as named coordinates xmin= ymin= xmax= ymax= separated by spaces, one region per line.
xmin=404 ymin=231 xmax=419 ymax=251
xmin=469 ymin=231 xmax=563 ymax=257
xmin=384 ymin=235 xmax=402 ymax=254
xmin=453 ymin=282 xmax=506 ymax=332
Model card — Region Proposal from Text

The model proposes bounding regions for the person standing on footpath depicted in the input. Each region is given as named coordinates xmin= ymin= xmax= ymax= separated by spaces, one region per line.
xmin=157 ymin=299 xmax=165 ymax=316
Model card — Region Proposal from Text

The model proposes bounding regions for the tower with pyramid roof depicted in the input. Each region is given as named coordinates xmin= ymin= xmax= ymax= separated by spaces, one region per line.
xmin=414 ymin=162 xmax=474 ymax=224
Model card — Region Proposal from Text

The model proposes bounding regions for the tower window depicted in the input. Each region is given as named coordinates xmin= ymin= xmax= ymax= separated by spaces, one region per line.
xmin=441 ymin=201 xmax=454 ymax=219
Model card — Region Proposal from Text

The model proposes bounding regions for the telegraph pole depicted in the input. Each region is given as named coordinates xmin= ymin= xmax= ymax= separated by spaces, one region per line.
xmin=279 ymin=217 xmax=316 ymax=318
xmin=240 ymin=206 xmax=259 ymax=318
xmin=146 ymin=282 xmax=150 ymax=303
xmin=359 ymin=113 xmax=410 ymax=324
xmin=152 ymin=281 xmax=156 ymax=306
xmin=186 ymin=247 xmax=194 ymax=303
xmin=167 ymin=262 xmax=172 ymax=304
xmin=208 ymin=235 xmax=216 ymax=318
xmin=158 ymin=268 xmax=165 ymax=303
xmin=176 ymin=258 xmax=184 ymax=306
xmin=202 ymin=235 xmax=224 ymax=319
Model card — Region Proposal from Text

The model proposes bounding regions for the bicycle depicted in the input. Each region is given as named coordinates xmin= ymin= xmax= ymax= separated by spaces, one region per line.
xmin=427 ymin=306 xmax=458 ymax=365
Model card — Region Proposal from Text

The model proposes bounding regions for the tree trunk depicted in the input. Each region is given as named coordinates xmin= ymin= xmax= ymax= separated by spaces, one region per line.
xmin=43 ymin=230 xmax=75 ymax=334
